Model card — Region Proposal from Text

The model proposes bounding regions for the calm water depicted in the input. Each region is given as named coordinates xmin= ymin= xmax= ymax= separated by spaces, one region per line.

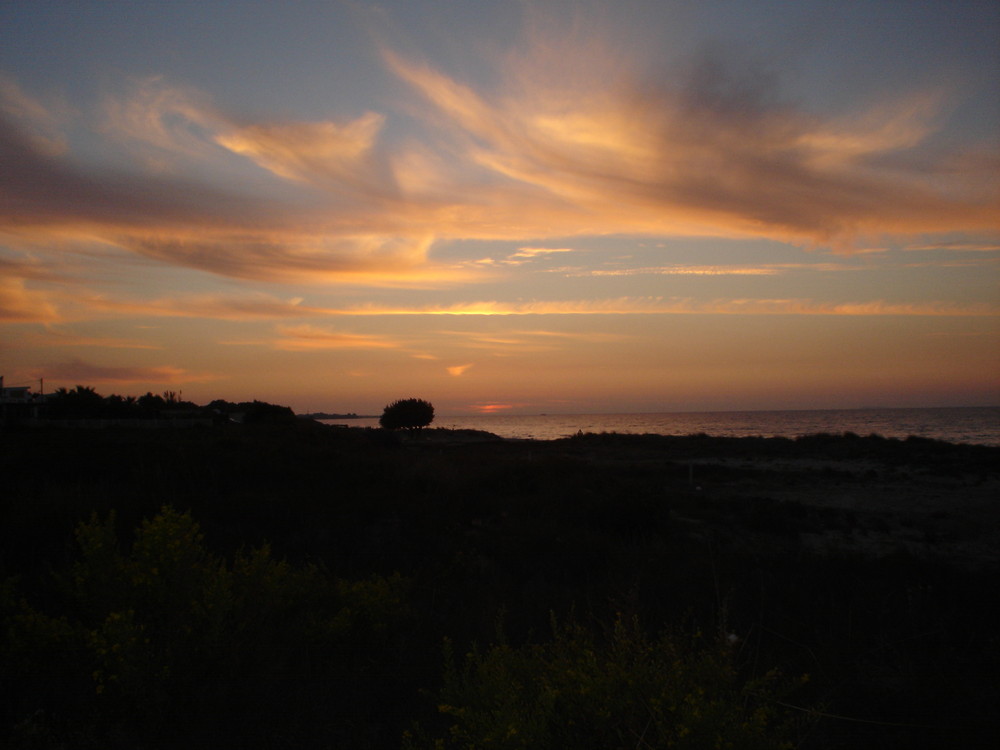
xmin=320 ymin=406 xmax=1000 ymax=446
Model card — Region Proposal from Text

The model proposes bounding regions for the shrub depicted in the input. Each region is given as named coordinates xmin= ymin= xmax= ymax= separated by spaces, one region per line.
xmin=407 ymin=614 xmax=808 ymax=750
xmin=380 ymin=398 xmax=435 ymax=432
xmin=2 ymin=506 xmax=414 ymax=748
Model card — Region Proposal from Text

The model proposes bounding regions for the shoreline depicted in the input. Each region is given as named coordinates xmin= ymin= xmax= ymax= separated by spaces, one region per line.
xmin=314 ymin=405 xmax=1000 ymax=446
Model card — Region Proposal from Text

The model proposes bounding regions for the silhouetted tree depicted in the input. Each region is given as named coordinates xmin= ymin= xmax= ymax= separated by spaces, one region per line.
xmin=137 ymin=392 xmax=167 ymax=418
xmin=379 ymin=398 xmax=434 ymax=432
xmin=207 ymin=399 xmax=236 ymax=414
xmin=46 ymin=385 xmax=104 ymax=418
xmin=241 ymin=400 xmax=297 ymax=425
xmin=102 ymin=393 xmax=135 ymax=418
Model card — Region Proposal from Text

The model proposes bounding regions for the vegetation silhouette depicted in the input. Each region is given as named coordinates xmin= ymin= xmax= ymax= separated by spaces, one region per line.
xmin=39 ymin=385 xmax=296 ymax=425
xmin=406 ymin=614 xmax=806 ymax=750
xmin=45 ymin=386 xmax=200 ymax=420
xmin=46 ymin=385 xmax=109 ymax=419
xmin=379 ymin=398 xmax=434 ymax=432
xmin=1 ymin=392 xmax=997 ymax=749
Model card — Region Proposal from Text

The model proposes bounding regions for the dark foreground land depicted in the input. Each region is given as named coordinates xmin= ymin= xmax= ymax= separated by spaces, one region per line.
xmin=2 ymin=423 xmax=998 ymax=749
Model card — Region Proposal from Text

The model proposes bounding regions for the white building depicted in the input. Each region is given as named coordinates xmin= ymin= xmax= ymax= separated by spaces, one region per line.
xmin=0 ymin=378 xmax=45 ymax=426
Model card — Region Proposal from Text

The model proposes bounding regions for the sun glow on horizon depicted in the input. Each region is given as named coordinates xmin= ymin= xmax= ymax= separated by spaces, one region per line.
xmin=470 ymin=402 xmax=519 ymax=414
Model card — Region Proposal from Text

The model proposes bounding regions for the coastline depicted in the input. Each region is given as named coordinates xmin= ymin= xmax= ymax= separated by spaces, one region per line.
xmin=317 ymin=405 xmax=1000 ymax=445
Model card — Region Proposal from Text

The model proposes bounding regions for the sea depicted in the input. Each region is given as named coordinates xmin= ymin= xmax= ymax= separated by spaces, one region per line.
xmin=319 ymin=406 xmax=1000 ymax=446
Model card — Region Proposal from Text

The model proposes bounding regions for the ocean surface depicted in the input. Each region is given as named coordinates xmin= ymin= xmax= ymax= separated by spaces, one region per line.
xmin=320 ymin=406 xmax=1000 ymax=446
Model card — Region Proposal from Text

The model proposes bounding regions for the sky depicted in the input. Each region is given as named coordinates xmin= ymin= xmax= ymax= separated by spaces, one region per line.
xmin=1 ymin=0 xmax=998 ymax=415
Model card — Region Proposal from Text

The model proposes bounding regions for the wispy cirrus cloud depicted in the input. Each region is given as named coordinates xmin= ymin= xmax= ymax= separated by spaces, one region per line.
xmin=437 ymin=328 xmax=630 ymax=354
xmin=216 ymin=114 xmax=388 ymax=191
xmin=0 ymin=107 xmax=270 ymax=232
xmin=561 ymin=261 xmax=879 ymax=276
xmin=505 ymin=246 xmax=576 ymax=264
xmin=118 ymin=233 xmax=471 ymax=286
xmin=41 ymin=358 xmax=220 ymax=385
xmin=901 ymin=257 xmax=1000 ymax=269
xmin=0 ymin=106 xmax=471 ymax=285
xmin=1 ymin=8 xmax=997 ymax=296
xmin=567 ymin=264 xmax=772 ymax=277
xmin=307 ymin=297 xmax=1000 ymax=317
xmin=19 ymin=329 xmax=162 ymax=350
xmin=79 ymin=292 xmax=334 ymax=320
xmin=272 ymin=324 xmax=401 ymax=351
xmin=0 ymin=277 xmax=60 ymax=322
xmin=0 ymin=82 xmax=468 ymax=286
xmin=385 ymin=18 xmax=999 ymax=247
xmin=0 ymin=73 xmax=71 ymax=156
xmin=100 ymin=76 xmax=225 ymax=167
xmin=712 ymin=299 xmax=1000 ymax=317
xmin=11 ymin=275 xmax=996 ymax=328
xmin=434 ymin=331 xmax=556 ymax=354
xmin=904 ymin=241 xmax=1000 ymax=252
xmin=515 ymin=329 xmax=632 ymax=342
xmin=103 ymin=77 xmax=391 ymax=194
xmin=0 ymin=254 xmax=87 ymax=283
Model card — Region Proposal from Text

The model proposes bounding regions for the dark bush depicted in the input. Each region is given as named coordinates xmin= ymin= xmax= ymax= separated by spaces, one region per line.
xmin=379 ymin=398 xmax=434 ymax=432
xmin=406 ymin=615 xmax=808 ymax=750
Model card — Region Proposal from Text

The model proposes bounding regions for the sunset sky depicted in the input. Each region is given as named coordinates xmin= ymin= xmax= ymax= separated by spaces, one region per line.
xmin=2 ymin=0 xmax=998 ymax=415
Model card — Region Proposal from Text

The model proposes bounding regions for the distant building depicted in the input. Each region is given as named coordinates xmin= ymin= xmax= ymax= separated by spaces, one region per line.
xmin=0 ymin=377 xmax=46 ymax=427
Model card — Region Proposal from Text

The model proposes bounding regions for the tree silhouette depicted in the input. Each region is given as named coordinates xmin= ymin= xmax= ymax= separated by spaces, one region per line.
xmin=47 ymin=385 xmax=105 ymax=418
xmin=137 ymin=392 xmax=167 ymax=417
xmin=379 ymin=398 xmax=434 ymax=432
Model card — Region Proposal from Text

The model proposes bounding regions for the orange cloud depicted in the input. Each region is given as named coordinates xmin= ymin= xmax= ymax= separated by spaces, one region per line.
xmin=102 ymin=76 xmax=222 ymax=159
xmin=42 ymin=358 xmax=220 ymax=385
xmin=905 ymin=242 xmax=1000 ymax=252
xmin=901 ymin=257 xmax=1000 ymax=269
xmin=216 ymin=113 xmax=386 ymax=189
xmin=568 ymin=265 xmax=782 ymax=277
xmin=455 ymin=338 xmax=555 ymax=354
xmin=563 ymin=261 xmax=874 ymax=276
xmin=446 ymin=363 xmax=474 ymax=376
xmin=0 ymin=278 xmax=60 ymax=322
xmin=20 ymin=330 xmax=161 ymax=350
xmin=797 ymin=91 xmax=945 ymax=165
xmin=515 ymin=329 xmax=632 ymax=342
xmin=503 ymin=246 xmax=576 ymax=265
xmin=310 ymin=297 xmax=1000 ymax=317
xmin=80 ymin=292 xmax=333 ymax=320
xmin=2 ymin=13 xmax=997 ymax=298
xmin=386 ymin=32 xmax=1000 ymax=246
xmin=436 ymin=328 xmax=629 ymax=355
xmin=273 ymin=324 xmax=401 ymax=351
xmin=0 ymin=102 xmax=474 ymax=287
xmin=38 ymin=288 xmax=997 ymax=323
xmin=117 ymin=232 xmax=473 ymax=286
